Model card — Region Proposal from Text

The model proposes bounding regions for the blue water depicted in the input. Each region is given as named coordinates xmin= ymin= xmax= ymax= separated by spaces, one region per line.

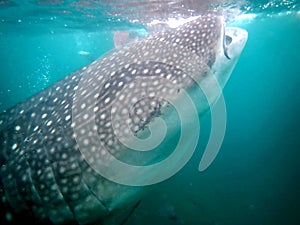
xmin=1 ymin=1 xmax=300 ymax=225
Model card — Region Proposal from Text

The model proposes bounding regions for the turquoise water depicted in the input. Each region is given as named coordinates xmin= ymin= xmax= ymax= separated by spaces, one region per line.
xmin=0 ymin=1 xmax=300 ymax=225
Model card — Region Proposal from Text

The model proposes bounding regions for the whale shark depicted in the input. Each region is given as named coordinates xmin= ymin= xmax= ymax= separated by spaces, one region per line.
xmin=0 ymin=14 xmax=247 ymax=225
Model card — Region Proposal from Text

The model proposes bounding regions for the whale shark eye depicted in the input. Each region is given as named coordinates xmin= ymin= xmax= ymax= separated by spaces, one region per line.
xmin=225 ymin=35 xmax=232 ymax=45
xmin=223 ymin=34 xmax=232 ymax=60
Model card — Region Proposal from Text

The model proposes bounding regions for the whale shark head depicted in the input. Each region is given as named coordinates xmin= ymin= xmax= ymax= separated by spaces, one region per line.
xmin=215 ymin=25 xmax=248 ymax=86
xmin=190 ymin=17 xmax=248 ymax=109
xmin=166 ymin=15 xmax=248 ymax=96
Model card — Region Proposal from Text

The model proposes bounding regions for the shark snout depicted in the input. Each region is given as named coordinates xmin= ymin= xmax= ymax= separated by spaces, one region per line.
xmin=224 ymin=27 xmax=248 ymax=59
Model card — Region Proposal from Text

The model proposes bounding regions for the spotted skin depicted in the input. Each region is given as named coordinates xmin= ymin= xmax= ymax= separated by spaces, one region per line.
xmin=0 ymin=15 xmax=243 ymax=225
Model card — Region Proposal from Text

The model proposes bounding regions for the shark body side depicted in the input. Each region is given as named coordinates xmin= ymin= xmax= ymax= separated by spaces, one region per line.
xmin=0 ymin=15 xmax=247 ymax=225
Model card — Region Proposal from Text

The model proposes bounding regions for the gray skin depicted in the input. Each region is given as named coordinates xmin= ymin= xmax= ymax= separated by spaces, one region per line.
xmin=0 ymin=15 xmax=247 ymax=225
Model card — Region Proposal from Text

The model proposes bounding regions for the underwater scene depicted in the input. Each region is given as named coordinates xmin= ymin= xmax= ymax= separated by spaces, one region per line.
xmin=0 ymin=0 xmax=299 ymax=225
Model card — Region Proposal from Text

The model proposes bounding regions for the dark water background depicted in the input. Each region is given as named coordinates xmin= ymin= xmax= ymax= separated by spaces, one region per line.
xmin=0 ymin=1 xmax=300 ymax=225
